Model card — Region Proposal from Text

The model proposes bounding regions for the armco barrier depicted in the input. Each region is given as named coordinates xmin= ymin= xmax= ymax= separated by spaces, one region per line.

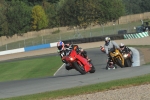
xmin=63 ymin=34 xmax=124 ymax=44
xmin=50 ymin=42 xmax=58 ymax=47
xmin=0 ymin=48 xmax=25 ymax=56
xmin=24 ymin=44 xmax=50 ymax=52
xmin=0 ymin=32 xmax=149 ymax=56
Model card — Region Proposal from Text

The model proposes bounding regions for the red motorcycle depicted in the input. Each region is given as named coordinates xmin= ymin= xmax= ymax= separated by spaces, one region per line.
xmin=62 ymin=46 xmax=95 ymax=75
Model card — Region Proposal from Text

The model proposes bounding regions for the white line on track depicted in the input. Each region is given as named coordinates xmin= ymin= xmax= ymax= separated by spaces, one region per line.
xmin=54 ymin=63 xmax=65 ymax=76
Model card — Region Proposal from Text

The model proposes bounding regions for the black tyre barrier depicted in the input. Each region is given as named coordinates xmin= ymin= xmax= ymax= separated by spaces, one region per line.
xmin=63 ymin=34 xmax=124 ymax=44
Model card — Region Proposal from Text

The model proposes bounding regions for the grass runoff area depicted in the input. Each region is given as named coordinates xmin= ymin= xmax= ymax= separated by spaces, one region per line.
xmin=0 ymin=55 xmax=63 ymax=82
xmin=0 ymin=45 xmax=150 ymax=100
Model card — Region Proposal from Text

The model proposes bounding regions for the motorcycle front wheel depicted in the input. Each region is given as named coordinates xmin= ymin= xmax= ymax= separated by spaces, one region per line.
xmin=73 ymin=62 xmax=86 ymax=75
xmin=116 ymin=58 xmax=124 ymax=68
xmin=124 ymin=58 xmax=132 ymax=67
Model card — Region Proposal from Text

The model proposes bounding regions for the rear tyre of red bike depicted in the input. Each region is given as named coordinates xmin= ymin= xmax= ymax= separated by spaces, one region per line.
xmin=89 ymin=62 xmax=95 ymax=73
xmin=73 ymin=62 xmax=86 ymax=75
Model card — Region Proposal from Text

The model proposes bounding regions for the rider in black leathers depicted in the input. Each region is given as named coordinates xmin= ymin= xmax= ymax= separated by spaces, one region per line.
xmin=119 ymin=43 xmax=133 ymax=63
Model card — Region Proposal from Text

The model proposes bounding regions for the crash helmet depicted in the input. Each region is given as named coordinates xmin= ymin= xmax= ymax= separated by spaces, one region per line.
xmin=105 ymin=37 xmax=111 ymax=45
xmin=57 ymin=41 xmax=64 ymax=50
xmin=120 ymin=43 xmax=125 ymax=49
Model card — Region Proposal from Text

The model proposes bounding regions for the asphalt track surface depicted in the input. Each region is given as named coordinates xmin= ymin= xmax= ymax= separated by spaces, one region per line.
xmin=0 ymin=47 xmax=150 ymax=99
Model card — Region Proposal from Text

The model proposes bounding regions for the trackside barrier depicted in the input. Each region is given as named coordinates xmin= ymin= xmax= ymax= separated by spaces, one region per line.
xmin=123 ymin=32 xmax=149 ymax=39
xmin=0 ymin=43 xmax=57 ymax=56
xmin=24 ymin=44 xmax=51 ymax=52
xmin=50 ymin=42 xmax=57 ymax=47
xmin=0 ymin=32 xmax=149 ymax=56
xmin=0 ymin=48 xmax=24 ymax=56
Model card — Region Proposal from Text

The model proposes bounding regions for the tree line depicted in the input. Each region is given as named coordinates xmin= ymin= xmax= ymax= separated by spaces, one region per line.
xmin=0 ymin=0 xmax=150 ymax=37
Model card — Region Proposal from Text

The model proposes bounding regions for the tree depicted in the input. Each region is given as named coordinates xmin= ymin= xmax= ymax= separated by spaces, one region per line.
xmin=122 ymin=0 xmax=150 ymax=14
xmin=58 ymin=0 xmax=77 ymax=26
xmin=47 ymin=0 xmax=60 ymax=3
xmin=42 ymin=1 xmax=59 ymax=28
xmin=31 ymin=5 xmax=49 ymax=30
xmin=140 ymin=0 xmax=150 ymax=13
xmin=0 ymin=0 xmax=32 ymax=36
xmin=58 ymin=0 xmax=125 ymax=27
xmin=0 ymin=0 xmax=8 ymax=36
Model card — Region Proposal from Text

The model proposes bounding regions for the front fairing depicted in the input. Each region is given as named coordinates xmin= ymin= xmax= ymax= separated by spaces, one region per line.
xmin=64 ymin=50 xmax=77 ymax=62
xmin=63 ymin=49 xmax=91 ymax=72
xmin=110 ymin=49 xmax=124 ymax=65
xmin=122 ymin=52 xmax=130 ymax=59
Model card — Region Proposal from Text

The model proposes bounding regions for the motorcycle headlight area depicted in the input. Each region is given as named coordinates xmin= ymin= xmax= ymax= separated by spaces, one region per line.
xmin=113 ymin=52 xmax=118 ymax=54
xmin=69 ymin=57 xmax=75 ymax=61
xmin=112 ymin=52 xmax=119 ymax=56
xmin=123 ymin=54 xmax=128 ymax=58
xmin=115 ymin=52 xmax=119 ymax=55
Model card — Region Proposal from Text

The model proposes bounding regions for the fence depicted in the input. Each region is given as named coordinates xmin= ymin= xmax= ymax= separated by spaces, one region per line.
xmin=0 ymin=12 xmax=150 ymax=51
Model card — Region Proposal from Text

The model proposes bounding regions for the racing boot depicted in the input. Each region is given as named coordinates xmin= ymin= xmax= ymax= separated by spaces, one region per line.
xmin=113 ymin=64 xmax=117 ymax=69
xmin=106 ymin=64 xmax=110 ymax=70
xmin=65 ymin=63 xmax=72 ymax=70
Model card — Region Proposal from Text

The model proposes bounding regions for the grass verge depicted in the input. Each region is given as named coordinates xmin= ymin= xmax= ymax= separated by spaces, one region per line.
xmin=0 ymin=55 xmax=62 ymax=82
xmin=1 ymin=73 xmax=150 ymax=100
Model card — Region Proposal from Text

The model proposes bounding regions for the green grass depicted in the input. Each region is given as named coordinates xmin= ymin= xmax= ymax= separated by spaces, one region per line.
xmin=0 ymin=55 xmax=63 ymax=82
xmin=1 ymin=73 xmax=150 ymax=100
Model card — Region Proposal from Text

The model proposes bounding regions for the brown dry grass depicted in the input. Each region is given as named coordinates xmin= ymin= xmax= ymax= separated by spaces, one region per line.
xmin=137 ymin=48 xmax=150 ymax=63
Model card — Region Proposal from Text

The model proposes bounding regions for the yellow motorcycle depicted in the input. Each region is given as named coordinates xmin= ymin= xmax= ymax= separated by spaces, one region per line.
xmin=109 ymin=47 xmax=124 ymax=68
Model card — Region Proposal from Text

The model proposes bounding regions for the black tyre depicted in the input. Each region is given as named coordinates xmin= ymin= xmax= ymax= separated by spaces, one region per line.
xmin=89 ymin=62 xmax=95 ymax=73
xmin=124 ymin=59 xmax=132 ymax=67
xmin=116 ymin=58 xmax=124 ymax=68
xmin=73 ymin=62 xmax=86 ymax=75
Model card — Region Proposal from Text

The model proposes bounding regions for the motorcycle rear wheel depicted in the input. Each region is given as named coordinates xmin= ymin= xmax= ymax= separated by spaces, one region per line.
xmin=89 ymin=62 xmax=95 ymax=73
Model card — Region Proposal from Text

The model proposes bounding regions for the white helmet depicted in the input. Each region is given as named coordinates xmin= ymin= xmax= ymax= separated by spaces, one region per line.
xmin=120 ymin=43 xmax=125 ymax=48
xmin=105 ymin=37 xmax=111 ymax=45
xmin=105 ymin=37 xmax=110 ymax=41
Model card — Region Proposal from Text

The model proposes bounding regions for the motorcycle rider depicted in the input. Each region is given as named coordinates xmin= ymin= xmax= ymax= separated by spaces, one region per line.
xmin=57 ymin=41 xmax=90 ymax=70
xmin=104 ymin=37 xmax=120 ymax=69
xmin=119 ymin=43 xmax=133 ymax=63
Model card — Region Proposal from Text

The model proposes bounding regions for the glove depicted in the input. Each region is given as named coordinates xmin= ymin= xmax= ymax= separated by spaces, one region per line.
xmin=57 ymin=50 xmax=60 ymax=53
